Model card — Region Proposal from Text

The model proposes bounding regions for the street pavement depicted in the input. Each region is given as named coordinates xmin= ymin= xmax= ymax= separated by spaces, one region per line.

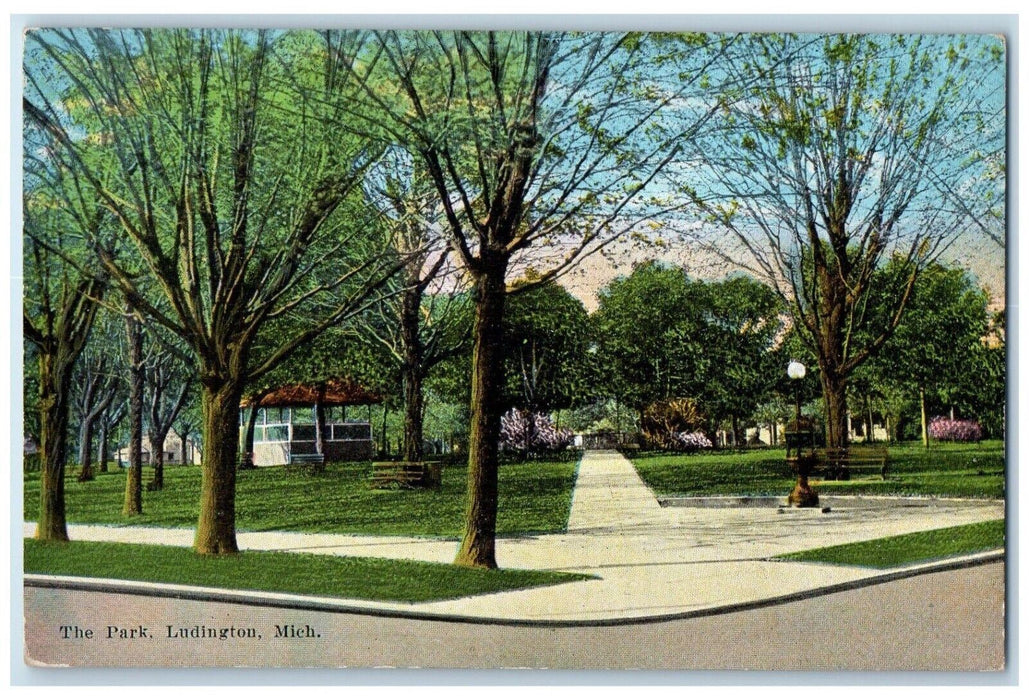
xmin=23 ymin=450 xmax=1005 ymax=624
xmin=23 ymin=562 xmax=1006 ymax=670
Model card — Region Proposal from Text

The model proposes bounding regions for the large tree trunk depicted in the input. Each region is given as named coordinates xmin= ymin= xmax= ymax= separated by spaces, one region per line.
xmin=123 ymin=310 xmax=144 ymax=515
xmin=454 ymin=261 xmax=507 ymax=569
xmin=195 ymin=381 xmax=244 ymax=554
xmin=814 ymin=298 xmax=850 ymax=450
xmin=35 ymin=356 xmax=72 ymax=542
xmin=821 ymin=370 xmax=849 ymax=451
xmin=401 ymin=284 xmax=425 ymax=463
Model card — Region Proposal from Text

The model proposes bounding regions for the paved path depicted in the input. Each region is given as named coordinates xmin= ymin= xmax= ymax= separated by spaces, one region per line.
xmin=566 ymin=448 xmax=667 ymax=532
xmin=24 ymin=450 xmax=1005 ymax=623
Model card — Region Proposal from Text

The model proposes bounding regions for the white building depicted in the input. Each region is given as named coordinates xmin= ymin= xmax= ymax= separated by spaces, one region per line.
xmin=114 ymin=428 xmax=201 ymax=465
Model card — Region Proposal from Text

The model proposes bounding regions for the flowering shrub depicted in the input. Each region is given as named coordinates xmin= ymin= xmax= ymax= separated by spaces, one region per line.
xmin=641 ymin=397 xmax=706 ymax=449
xmin=670 ymin=431 xmax=713 ymax=453
xmin=928 ymin=417 xmax=983 ymax=442
xmin=500 ymin=409 xmax=575 ymax=453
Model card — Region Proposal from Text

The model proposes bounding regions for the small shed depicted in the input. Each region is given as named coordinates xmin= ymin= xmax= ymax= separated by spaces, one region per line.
xmin=241 ymin=378 xmax=380 ymax=466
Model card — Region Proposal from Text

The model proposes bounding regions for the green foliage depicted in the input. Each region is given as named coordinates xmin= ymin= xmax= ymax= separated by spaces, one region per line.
xmin=593 ymin=261 xmax=709 ymax=410
xmin=558 ymin=399 xmax=639 ymax=435
xmin=249 ymin=322 xmax=399 ymax=401
xmin=859 ymin=261 xmax=1002 ymax=437
xmin=25 ymin=539 xmax=588 ymax=602
xmin=25 ymin=28 xmax=396 ymax=385
xmin=503 ymin=281 xmax=594 ymax=412
xmin=690 ymin=33 xmax=1006 ymax=447
xmin=592 ymin=261 xmax=784 ymax=428
xmin=701 ymin=275 xmax=787 ymax=426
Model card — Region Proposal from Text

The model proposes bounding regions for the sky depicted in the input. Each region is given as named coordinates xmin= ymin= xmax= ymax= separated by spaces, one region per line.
xmin=16 ymin=26 xmax=1010 ymax=314
xmin=557 ymin=227 xmax=1007 ymax=313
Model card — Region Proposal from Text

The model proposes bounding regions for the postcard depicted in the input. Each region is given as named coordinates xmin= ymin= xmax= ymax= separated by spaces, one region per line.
xmin=16 ymin=16 xmax=1009 ymax=674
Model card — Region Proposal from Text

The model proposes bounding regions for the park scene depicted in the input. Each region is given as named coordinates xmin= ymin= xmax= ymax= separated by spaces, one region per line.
xmin=21 ymin=28 xmax=1006 ymax=670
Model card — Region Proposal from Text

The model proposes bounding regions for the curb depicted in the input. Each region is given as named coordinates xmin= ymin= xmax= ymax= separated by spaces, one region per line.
xmin=24 ymin=550 xmax=1005 ymax=628
xmin=658 ymin=494 xmax=1005 ymax=508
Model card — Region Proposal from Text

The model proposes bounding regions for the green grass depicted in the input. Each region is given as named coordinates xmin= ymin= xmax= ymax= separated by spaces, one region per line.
xmin=23 ymin=458 xmax=579 ymax=537
xmin=24 ymin=539 xmax=589 ymax=602
xmin=775 ymin=519 xmax=1005 ymax=568
xmin=629 ymin=440 xmax=1005 ymax=499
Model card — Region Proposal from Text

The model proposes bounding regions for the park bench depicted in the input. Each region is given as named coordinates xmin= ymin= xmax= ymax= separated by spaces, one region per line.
xmin=815 ymin=445 xmax=889 ymax=480
xmin=370 ymin=461 xmax=442 ymax=489
xmin=283 ymin=453 xmax=325 ymax=475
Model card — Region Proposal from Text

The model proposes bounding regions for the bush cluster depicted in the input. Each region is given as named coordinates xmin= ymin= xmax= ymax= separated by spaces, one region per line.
xmin=500 ymin=409 xmax=575 ymax=453
xmin=928 ymin=417 xmax=983 ymax=442
xmin=670 ymin=431 xmax=713 ymax=453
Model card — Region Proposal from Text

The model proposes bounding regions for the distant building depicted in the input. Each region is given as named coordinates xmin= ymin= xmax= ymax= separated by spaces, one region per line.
xmin=115 ymin=429 xmax=201 ymax=466
xmin=753 ymin=415 xmax=889 ymax=447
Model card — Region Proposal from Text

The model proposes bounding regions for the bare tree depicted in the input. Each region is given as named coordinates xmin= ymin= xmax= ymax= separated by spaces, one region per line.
xmin=22 ymin=192 xmax=107 ymax=540
xmin=97 ymin=397 xmax=127 ymax=474
xmin=336 ymin=30 xmax=726 ymax=567
xmin=25 ymin=29 xmax=402 ymax=553
xmin=145 ymin=340 xmax=192 ymax=490
xmin=122 ymin=303 xmax=144 ymax=515
xmin=72 ymin=336 xmax=118 ymax=482
xmin=689 ymin=33 xmax=1005 ymax=448
xmin=362 ymin=150 xmax=472 ymax=463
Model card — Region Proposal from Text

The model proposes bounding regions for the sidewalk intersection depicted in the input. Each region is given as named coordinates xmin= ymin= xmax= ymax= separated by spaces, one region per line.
xmin=24 ymin=449 xmax=1005 ymax=624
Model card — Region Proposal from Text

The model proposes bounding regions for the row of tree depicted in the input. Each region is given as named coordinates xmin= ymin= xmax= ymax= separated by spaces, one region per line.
xmin=29 ymin=255 xmax=1001 ymax=493
xmin=24 ymin=29 xmax=1004 ymax=570
xmin=438 ymin=260 xmax=1003 ymax=447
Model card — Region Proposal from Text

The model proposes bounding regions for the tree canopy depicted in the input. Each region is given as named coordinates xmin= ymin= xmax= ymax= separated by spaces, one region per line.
xmin=592 ymin=261 xmax=784 ymax=437
xmin=687 ymin=33 xmax=1005 ymax=447
xmin=24 ymin=28 xmax=403 ymax=552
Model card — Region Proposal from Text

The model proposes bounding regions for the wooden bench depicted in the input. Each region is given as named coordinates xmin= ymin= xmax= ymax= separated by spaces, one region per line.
xmin=283 ymin=453 xmax=325 ymax=475
xmin=815 ymin=445 xmax=889 ymax=480
xmin=370 ymin=461 xmax=442 ymax=489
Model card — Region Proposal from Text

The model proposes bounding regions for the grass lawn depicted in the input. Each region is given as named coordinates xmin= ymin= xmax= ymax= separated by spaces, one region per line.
xmin=629 ymin=440 xmax=1004 ymax=499
xmin=774 ymin=519 xmax=1005 ymax=568
xmin=24 ymin=539 xmax=589 ymax=602
xmin=23 ymin=457 xmax=579 ymax=537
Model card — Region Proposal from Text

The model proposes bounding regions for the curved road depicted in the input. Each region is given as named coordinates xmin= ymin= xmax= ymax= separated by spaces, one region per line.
xmin=23 ymin=562 xmax=1005 ymax=672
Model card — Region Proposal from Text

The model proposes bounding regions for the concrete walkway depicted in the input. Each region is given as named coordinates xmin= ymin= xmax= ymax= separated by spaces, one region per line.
xmin=24 ymin=450 xmax=1005 ymax=624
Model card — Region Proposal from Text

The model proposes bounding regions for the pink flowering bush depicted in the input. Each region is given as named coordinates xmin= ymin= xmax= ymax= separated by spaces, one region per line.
xmin=928 ymin=417 xmax=983 ymax=442
xmin=670 ymin=431 xmax=713 ymax=453
xmin=500 ymin=409 xmax=574 ymax=453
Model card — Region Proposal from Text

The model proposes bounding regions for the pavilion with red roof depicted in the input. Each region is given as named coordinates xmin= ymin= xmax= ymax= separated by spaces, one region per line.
xmin=240 ymin=378 xmax=381 ymax=466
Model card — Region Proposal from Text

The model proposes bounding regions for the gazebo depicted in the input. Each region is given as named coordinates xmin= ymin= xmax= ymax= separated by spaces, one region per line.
xmin=240 ymin=378 xmax=381 ymax=466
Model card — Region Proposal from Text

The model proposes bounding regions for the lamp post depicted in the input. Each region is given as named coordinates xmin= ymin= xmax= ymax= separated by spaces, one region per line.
xmin=786 ymin=360 xmax=818 ymax=507
xmin=787 ymin=360 xmax=806 ymax=423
